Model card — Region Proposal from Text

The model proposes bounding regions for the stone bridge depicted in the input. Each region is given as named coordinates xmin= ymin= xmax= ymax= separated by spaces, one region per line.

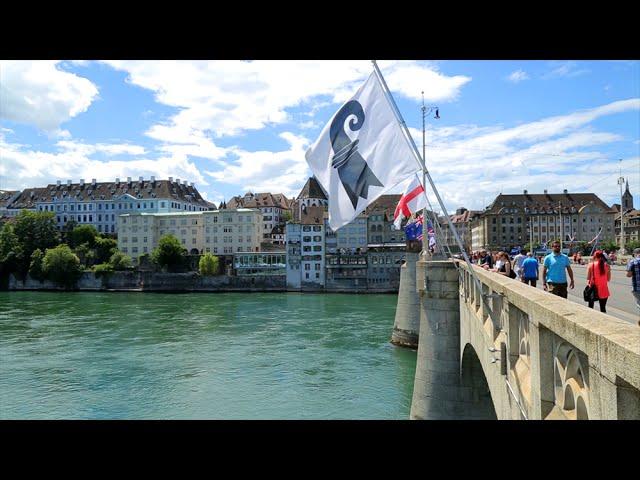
xmin=393 ymin=257 xmax=640 ymax=420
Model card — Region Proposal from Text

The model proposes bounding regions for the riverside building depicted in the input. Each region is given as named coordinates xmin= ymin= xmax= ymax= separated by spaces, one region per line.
xmin=117 ymin=208 xmax=263 ymax=258
xmin=225 ymin=191 xmax=293 ymax=243
xmin=4 ymin=177 xmax=212 ymax=234
xmin=471 ymin=190 xmax=617 ymax=251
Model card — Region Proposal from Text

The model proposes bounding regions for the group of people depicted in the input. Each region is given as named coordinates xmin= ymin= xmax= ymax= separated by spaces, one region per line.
xmin=472 ymin=244 xmax=640 ymax=323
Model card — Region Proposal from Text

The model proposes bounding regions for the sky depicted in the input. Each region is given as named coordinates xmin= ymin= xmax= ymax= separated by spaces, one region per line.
xmin=1 ymin=60 xmax=638 ymax=214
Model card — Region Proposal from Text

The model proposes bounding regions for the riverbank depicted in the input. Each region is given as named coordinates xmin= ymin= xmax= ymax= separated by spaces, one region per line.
xmin=6 ymin=272 xmax=399 ymax=293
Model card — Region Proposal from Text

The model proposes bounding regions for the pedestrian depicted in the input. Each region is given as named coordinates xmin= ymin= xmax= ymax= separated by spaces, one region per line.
xmin=480 ymin=250 xmax=493 ymax=270
xmin=626 ymin=247 xmax=640 ymax=326
xmin=494 ymin=252 xmax=515 ymax=278
xmin=586 ymin=250 xmax=611 ymax=313
xmin=542 ymin=241 xmax=575 ymax=298
xmin=513 ymin=248 xmax=527 ymax=280
xmin=521 ymin=252 xmax=539 ymax=287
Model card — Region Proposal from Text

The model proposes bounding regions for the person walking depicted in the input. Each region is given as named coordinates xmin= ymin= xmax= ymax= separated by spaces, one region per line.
xmin=626 ymin=247 xmax=640 ymax=326
xmin=586 ymin=250 xmax=611 ymax=313
xmin=542 ymin=241 xmax=575 ymax=298
xmin=521 ymin=252 xmax=539 ymax=287
xmin=513 ymin=249 xmax=527 ymax=280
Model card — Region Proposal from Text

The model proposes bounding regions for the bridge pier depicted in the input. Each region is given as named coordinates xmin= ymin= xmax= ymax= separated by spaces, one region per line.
xmin=391 ymin=250 xmax=421 ymax=348
xmin=410 ymin=259 xmax=495 ymax=419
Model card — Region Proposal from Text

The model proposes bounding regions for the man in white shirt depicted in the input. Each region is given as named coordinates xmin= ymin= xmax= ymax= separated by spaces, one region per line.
xmin=513 ymin=249 xmax=527 ymax=281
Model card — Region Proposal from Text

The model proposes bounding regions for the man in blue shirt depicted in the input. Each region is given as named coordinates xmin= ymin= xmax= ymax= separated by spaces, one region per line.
xmin=542 ymin=241 xmax=574 ymax=298
xmin=521 ymin=252 xmax=539 ymax=287
xmin=626 ymin=247 xmax=640 ymax=326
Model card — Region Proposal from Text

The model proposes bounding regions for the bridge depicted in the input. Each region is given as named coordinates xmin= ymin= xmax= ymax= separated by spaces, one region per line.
xmin=393 ymin=257 xmax=640 ymax=420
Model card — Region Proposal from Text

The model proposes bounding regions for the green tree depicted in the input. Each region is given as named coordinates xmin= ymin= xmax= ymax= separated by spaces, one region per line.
xmin=199 ymin=253 xmax=220 ymax=276
xmin=42 ymin=244 xmax=83 ymax=288
xmin=69 ymin=224 xmax=98 ymax=249
xmin=13 ymin=210 xmax=59 ymax=272
xmin=0 ymin=223 xmax=22 ymax=275
xmin=600 ymin=240 xmax=618 ymax=252
xmin=151 ymin=234 xmax=185 ymax=271
xmin=73 ymin=243 xmax=92 ymax=266
xmin=29 ymin=248 xmax=46 ymax=281
xmin=94 ymin=237 xmax=118 ymax=264
xmin=109 ymin=251 xmax=132 ymax=270
xmin=626 ymin=240 xmax=640 ymax=252
xmin=282 ymin=210 xmax=292 ymax=222
xmin=93 ymin=263 xmax=114 ymax=277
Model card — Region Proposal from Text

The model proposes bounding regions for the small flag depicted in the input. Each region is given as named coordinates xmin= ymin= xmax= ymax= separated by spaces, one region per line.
xmin=393 ymin=173 xmax=427 ymax=230
xmin=404 ymin=215 xmax=423 ymax=241
xmin=305 ymin=71 xmax=420 ymax=231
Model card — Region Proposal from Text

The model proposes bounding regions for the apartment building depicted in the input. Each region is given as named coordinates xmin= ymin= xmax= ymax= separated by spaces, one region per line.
xmin=285 ymin=205 xmax=325 ymax=289
xmin=471 ymin=189 xmax=617 ymax=251
xmin=226 ymin=191 xmax=293 ymax=242
xmin=5 ymin=177 xmax=213 ymax=234
xmin=437 ymin=208 xmax=482 ymax=253
xmin=117 ymin=208 xmax=263 ymax=258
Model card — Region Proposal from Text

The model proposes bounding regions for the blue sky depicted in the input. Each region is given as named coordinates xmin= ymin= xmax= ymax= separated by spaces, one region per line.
xmin=1 ymin=60 xmax=638 ymax=212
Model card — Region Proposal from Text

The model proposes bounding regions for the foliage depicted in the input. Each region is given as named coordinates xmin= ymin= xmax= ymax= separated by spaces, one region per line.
xmin=29 ymin=248 xmax=46 ymax=281
xmin=73 ymin=243 xmax=92 ymax=266
xmin=599 ymin=241 xmax=618 ymax=253
xmin=199 ymin=253 xmax=220 ymax=276
xmin=42 ymin=244 xmax=83 ymax=287
xmin=109 ymin=251 xmax=133 ymax=270
xmin=282 ymin=210 xmax=293 ymax=222
xmin=12 ymin=210 xmax=59 ymax=273
xmin=626 ymin=240 xmax=640 ymax=252
xmin=94 ymin=237 xmax=118 ymax=265
xmin=151 ymin=234 xmax=185 ymax=270
xmin=69 ymin=225 xmax=98 ymax=249
xmin=0 ymin=223 xmax=23 ymax=275
xmin=93 ymin=263 xmax=115 ymax=277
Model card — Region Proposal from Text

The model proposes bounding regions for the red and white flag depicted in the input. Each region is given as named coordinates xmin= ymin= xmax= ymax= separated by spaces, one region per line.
xmin=393 ymin=174 xmax=427 ymax=230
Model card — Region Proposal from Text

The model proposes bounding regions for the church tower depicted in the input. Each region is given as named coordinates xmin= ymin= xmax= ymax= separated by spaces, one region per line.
xmin=622 ymin=180 xmax=633 ymax=211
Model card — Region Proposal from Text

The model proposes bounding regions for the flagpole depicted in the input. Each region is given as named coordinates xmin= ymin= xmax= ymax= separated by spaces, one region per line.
xmin=371 ymin=60 xmax=498 ymax=324
xmin=371 ymin=61 xmax=472 ymax=267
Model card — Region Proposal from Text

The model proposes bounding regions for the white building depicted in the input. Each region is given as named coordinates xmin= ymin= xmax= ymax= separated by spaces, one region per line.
xmin=285 ymin=205 xmax=325 ymax=289
xmin=6 ymin=177 xmax=213 ymax=234
xmin=117 ymin=208 xmax=263 ymax=258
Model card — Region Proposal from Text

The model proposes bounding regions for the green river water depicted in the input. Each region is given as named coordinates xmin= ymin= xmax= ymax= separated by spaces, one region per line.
xmin=0 ymin=291 xmax=416 ymax=419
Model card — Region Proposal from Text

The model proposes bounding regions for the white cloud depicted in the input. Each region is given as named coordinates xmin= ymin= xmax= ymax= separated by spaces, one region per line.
xmin=0 ymin=61 xmax=98 ymax=131
xmin=102 ymin=60 xmax=471 ymax=141
xmin=0 ymin=135 xmax=207 ymax=191
xmin=55 ymin=140 xmax=147 ymax=156
xmin=204 ymin=131 xmax=311 ymax=197
xmin=542 ymin=61 xmax=590 ymax=79
xmin=507 ymin=70 xmax=529 ymax=83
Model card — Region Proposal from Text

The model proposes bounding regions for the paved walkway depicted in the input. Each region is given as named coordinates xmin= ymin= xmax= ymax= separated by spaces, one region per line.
xmin=532 ymin=263 xmax=639 ymax=325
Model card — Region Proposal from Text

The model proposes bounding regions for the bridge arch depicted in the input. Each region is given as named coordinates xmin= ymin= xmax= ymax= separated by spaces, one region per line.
xmin=460 ymin=343 xmax=498 ymax=420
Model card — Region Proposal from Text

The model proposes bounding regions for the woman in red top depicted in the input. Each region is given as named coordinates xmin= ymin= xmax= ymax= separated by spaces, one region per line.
xmin=587 ymin=250 xmax=611 ymax=312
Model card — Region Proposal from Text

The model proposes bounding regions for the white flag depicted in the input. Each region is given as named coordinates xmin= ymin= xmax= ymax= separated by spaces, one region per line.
xmin=305 ymin=71 xmax=420 ymax=230
xmin=393 ymin=173 xmax=427 ymax=230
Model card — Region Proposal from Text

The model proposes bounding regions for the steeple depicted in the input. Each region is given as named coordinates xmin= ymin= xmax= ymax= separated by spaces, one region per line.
xmin=622 ymin=180 xmax=633 ymax=211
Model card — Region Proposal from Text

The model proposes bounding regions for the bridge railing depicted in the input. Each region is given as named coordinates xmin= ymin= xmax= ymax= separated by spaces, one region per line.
xmin=455 ymin=260 xmax=640 ymax=420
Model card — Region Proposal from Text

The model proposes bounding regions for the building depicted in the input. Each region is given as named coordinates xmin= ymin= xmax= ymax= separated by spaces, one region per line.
xmin=285 ymin=205 xmax=325 ymax=290
xmin=4 ymin=177 xmax=213 ymax=234
xmin=292 ymin=177 xmax=328 ymax=222
xmin=471 ymin=189 xmax=617 ymax=251
xmin=364 ymin=194 xmax=410 ymax=244
xmin=117 ymin=208 xmax=263 ymax=259
xmin=0 ymin=190 xmax=20 ymax=219
xmin=366 ymin=244 xmax=404 ymax=291
xmin=437 ymin=208 xmax=482 ymax=253
xmin=233 ymin=252 xmax=286 ymax=276
xmin=226 ymin=191 xmax=293 ymax=242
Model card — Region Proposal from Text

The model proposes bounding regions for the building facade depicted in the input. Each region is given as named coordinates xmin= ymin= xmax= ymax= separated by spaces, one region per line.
xmin=438 ymin=208 xmax=481 ymax=253
xmin=4 ymin=177 xmax=213 ymax=234
xmin=117 ymin=208 xmax=263 ymax=259
xmin=471 ymin=190 xmax=617 ymax=251
xmin=226 ymin=191 xmax=293 ymax=242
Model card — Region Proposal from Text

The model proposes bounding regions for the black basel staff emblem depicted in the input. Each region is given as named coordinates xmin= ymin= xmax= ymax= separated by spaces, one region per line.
xmin=329 ymin=100 xmax=383 ymax=209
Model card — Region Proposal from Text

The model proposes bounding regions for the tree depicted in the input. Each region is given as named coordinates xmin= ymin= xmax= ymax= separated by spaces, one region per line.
xmin=282 ymin=210 xmax=293 ymax=223
xmin=0 ymin=223 xmax=22 ymax=275
xmin=94 ymin=237 xmax=118 ymax=264
xmin=600 ymin=240 xmax=618 ymax=253
xmin=109 ymin=251 xmax=132 ymax=270
xmin=69 ymin=225 xmax=98 ymax=249
xmin=151 ymin=234 xmax=185 ymax=271
xmin=13 ymin=210 xmax=59 ymax=272
xmin=627 ymin=240 xmax=640 ymax=252
xmin=199 ymin=253 xmax=220 ymax=276
xmin=29 ymin=249 xmax=46 ymax=281
xmin=73 ymin=243 xmax=92 ymax=266
xmin=42 ymin=244 xmax=83 ymax=288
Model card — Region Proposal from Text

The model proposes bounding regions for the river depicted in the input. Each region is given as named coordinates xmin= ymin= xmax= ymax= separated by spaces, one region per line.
xmin=0 ymin=291 xmax=416 ymax=419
